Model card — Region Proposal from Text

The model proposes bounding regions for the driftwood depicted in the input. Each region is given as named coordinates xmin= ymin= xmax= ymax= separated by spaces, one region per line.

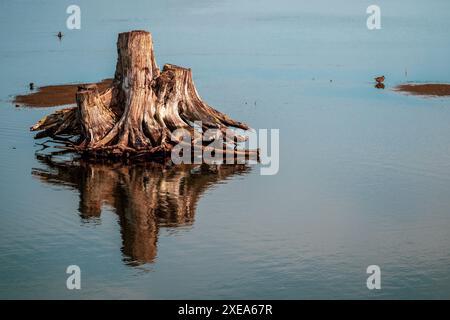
xmin=31 ymin=30 xmax=256 ymax=161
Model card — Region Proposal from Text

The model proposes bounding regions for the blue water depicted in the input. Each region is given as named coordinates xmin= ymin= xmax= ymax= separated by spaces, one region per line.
xmin=1 ymin=0 xmax=450 ymax=299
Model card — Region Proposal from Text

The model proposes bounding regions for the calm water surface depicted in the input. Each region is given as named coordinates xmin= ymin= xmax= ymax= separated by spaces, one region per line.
xmin=1 ymin=0 xmax=450 ymax=299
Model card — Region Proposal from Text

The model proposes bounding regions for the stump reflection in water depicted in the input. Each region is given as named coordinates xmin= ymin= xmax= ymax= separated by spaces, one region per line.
xmin=32 ymin=156 xmax=250 ymax=266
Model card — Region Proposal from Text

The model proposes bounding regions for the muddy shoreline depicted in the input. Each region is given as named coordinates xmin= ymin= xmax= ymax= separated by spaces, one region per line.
xmin=14 ymin=79 xmax=113 ymax=107
xmin=14 ymin=80 xmax=450 ymax=108
xmin=394 ymin=83 xmax=450 ymax=97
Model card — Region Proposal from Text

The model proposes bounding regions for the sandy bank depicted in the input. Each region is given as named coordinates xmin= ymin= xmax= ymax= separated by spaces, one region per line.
xmin=394 ymin=83 xmax=450 ymax=97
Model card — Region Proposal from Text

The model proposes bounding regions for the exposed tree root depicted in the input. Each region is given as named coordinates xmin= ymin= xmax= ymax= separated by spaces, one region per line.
xmin=31 ymin=30 xmax=256 ymax=162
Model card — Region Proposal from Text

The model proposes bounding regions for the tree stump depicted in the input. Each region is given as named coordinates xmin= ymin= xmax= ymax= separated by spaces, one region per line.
xmin=33 ymin=155 xmax=250 ymax=264
xmin=31 ymin=30 xmax=255 ymax=161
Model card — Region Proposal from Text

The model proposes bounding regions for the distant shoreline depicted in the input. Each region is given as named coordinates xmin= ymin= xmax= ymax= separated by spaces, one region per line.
xmin=14 ymin=79 xmax=450 ymax=108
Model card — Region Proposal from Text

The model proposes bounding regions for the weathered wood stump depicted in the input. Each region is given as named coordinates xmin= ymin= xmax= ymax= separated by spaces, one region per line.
xmin=31 ymin=30 xmax=255 ymax=161
xmin=33 ymin=155 xmax=249 ymax=264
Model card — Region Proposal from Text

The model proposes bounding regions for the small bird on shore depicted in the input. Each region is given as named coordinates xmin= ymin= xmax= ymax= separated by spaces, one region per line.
xmin=29 ymin=82 xmax=34 ymax=90
xmin=375 ymin=75 xmax=385 ymax=84
xmin=57 ymin=31 xmax=63 ymax=39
